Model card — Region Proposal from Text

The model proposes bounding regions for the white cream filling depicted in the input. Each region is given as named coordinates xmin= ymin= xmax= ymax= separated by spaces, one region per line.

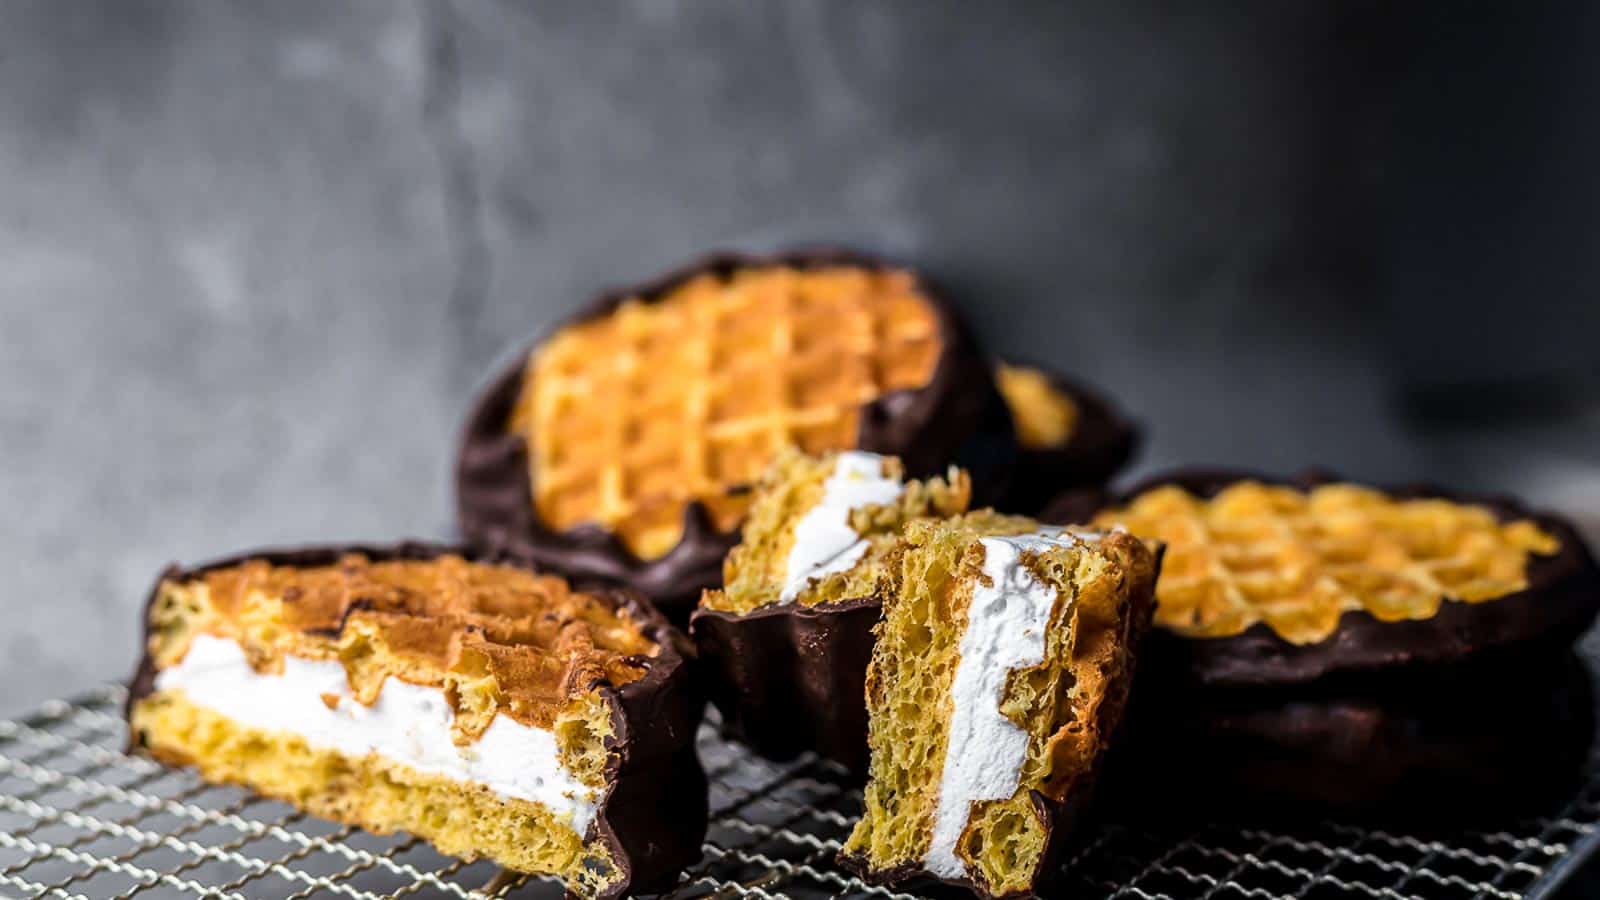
xmin=923 ymin=529 xmax=1101 ymax=880
xmin=153 ymin=634 xmax=601 ymax=835
xmin=778 ymin=451 xmax=906 ymax=603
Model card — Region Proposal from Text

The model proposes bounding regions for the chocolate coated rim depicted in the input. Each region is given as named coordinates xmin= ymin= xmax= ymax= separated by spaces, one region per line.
xmin=1042 ymin=467 xmax=1600 ymax=688
xmin=1107 ymin=652 xmax=1595 ymax=818
xmin=995 ymin=356 xmax=1139 ymax=514
xmin=453 ymin=247 xmax=1017 ymax=622
xmin=689 ymin=595 xmax=881 ymax=774
xmin=123 ymin=540 xmax=705 ymax=900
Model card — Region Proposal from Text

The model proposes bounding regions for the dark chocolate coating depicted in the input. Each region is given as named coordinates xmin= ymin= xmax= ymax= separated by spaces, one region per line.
xmin=995 ymin=359 xmax=1139 ymax=515
xmin=1106 ymin=651 xmax=1595 ymax=821
xmin=1043 ymin=468 xmax=1600 ymax=688
xmin=454 ymin=249 xmax=1016 ymax=623
xmin=124 ymin=541 xmax=706 ymax=900
xmin=689 ymin=596 xmax=880 ymax=775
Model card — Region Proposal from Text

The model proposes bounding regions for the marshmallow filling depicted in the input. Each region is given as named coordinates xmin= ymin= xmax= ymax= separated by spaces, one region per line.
xmin=153 ymin=634 xmax=601 ymax=834
xmin=778 ymin=451 xmax=906 ymax=602
xmin=923 ymin=532 xmax=1077 ymax=879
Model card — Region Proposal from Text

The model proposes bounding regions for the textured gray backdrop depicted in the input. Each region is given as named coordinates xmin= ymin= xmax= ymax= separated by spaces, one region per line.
xmin=3 ymin=1 xmax=1598 ymax=714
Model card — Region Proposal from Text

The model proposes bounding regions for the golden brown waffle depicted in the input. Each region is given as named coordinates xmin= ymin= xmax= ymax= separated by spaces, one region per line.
xmin=128 ymin=544 xmax=706 ymax=899
xmin=840 ymin=522 xmax=1159 ymax=897
xmin=1092 ymin=481 xmax=1559 ymax=645
xmin=508 ymin=265 xmax=943 ymax=560
xmin=141 ymin=550 xmax=657 ymax=731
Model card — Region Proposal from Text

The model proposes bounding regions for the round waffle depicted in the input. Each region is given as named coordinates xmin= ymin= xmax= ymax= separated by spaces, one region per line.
xmin=1044 ymin=469 xmax=1600 ymax=686
xmin=457 ymin=250 xmax=1014 ymax=620
xmin=993 ymin=360 xmax=1137 ymax=513
xmin=126 ymin=541 xmax=706 ymax=899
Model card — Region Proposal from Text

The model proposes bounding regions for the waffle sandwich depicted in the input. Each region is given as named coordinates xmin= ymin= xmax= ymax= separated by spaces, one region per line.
xmin=1049 ymin=470 xmax=1600 ymax=686
xmin=1048 ymin=471 xmax=1600 ymax=815
xmin=993 ymin=361 xmax=1137 ymax=514
xmin=456 ymin=250 xmax=1015 ymax=620
xmin=691 ymin=449 xmax=969 ymax=770
xmin=839 ymin=518 xmax=1160 ymax=897
xmin=125 ymin=544 xmax=704 ymax=900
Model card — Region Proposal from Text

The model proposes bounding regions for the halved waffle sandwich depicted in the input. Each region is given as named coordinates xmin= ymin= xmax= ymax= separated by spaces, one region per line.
xmin=456 ymin=250 xmax=1015 ymax=619
xmin=839 ymin=518 xmax=1160 ymax=897
xmin=691 ymin=448 xmax=969 ymax=771
xmin=126 ymin=544 xmax=704 ymax=900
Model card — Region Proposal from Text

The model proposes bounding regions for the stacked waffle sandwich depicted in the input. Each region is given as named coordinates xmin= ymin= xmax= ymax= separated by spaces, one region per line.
xmin=128 ymin=545 xmax=703 ymax=899
xmin=131 ymin=250 xmax=1143 ymax=898
xmin=126 ymin=246 xmax=1598 ymax=900
xmin=688 ymin=448 xmax=1161 ymax=895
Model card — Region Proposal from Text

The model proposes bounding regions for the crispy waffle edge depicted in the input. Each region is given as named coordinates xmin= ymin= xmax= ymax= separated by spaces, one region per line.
xmin=1041 ymin=468 xmax=1600 ymax=687
xmin=454 ymin=247 xmax=1018 ymax=622
xmin=124 ymin=541 xmax=707 ymax=900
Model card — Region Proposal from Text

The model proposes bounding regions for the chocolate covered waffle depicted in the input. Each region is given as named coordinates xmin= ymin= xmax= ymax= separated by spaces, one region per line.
xmin=993 ymin=361 xmax=1137 ymax=514
xmin=1048 ymin=470 xmax=1600 ymax=686
xmin=1048 ymin=471 xmax=1600 ymax=815
xmin=691 ymin=449 xmax=969 ymax=771
xmin=125 ymin=544 xmax=704 ymax=900
xmin=1138 ymin=653 xmax=1597 ymax=818
xmin=839 ymin=518 xmax=1160 ymax=898
xmin=456 ymin=250 xmax=1015 ymax=620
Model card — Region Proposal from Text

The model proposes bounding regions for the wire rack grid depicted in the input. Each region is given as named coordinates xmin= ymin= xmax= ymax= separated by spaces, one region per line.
xmin=0 ymin=683 xmax=1597 ymax=900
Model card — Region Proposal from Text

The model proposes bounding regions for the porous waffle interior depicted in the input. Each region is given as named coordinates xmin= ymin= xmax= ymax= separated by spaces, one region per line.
xmin=130 ymin=695 xmax=618 ymax=895
xmin=995 ymin=362 xmax=1080 ymax=449
xmin=510 ymin=265 xmax=945 ymax=559
xmin=844 ymin=516 xmax=1156 ymax=896
xmin=1092 ymin=481 xmax=1560 ymax=644
xmin=700 ymin=449 xmax=971 ymax=615
xmin=140 ymin=553 xmax=656 ymax=741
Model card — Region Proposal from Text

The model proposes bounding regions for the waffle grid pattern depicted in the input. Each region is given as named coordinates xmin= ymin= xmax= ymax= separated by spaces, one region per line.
xmin=1094 ymin=483 xmax=1556 ymax=644
xmin=1 ymin=677 xmax=1597 ymax=900
xmin=514 ymin=268 xmax=942 ymax=558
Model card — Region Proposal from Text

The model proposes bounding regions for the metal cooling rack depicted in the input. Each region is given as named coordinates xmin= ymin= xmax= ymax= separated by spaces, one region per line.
xmin=1 ymin=685 xmax=1597 ymax=900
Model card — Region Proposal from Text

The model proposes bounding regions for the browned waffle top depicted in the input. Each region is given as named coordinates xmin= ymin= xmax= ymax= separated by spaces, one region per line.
xmin=145 ymin=553 xmax=657 ymax=731
xmin=509 ymin=265 xmax=944 ymax=560
xmin=995 ymin=362 xmax=1079 ymax=449
xmin=1092 ymin=482 xmax=1560 ymax=645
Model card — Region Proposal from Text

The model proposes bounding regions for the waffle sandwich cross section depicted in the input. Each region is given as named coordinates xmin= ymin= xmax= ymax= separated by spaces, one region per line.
xmin=125 ymin=550 xmax=699 ymax=900
xmin=1091 ymin=481 xmax=1560 ymax=644
xmin=841 ymin=517 xmax=1159 ymax=898
xmin=509 ymin=264 xmax=944 ymax=560
xmin=700 ymin=448 xmax=970 ymax=615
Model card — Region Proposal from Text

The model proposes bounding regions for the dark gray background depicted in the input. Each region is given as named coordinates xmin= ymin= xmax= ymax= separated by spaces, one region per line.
xmin=3 ymin=1 xmax=1598 ymax=714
